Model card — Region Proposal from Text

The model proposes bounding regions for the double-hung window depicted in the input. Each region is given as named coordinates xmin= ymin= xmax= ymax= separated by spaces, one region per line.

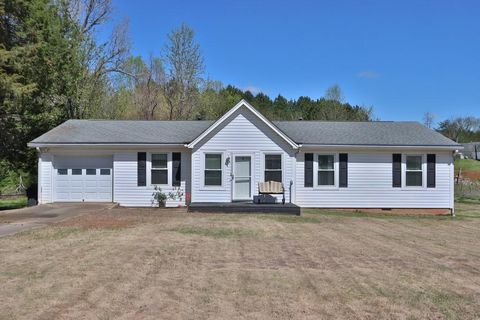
xmin=151 ymin=153 xmax=168 ymax=185
xmin=405 ymin=155 xmax=423 ymax=187
xmin=318 ymin=154 xmax=335 ymax=186
xmin=264 ymin=154 xmax=282 ymax=182
xmin=204 ymin=154 xmax=222 ymax=186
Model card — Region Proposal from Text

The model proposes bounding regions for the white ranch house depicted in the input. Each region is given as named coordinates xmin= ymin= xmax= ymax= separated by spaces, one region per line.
xmin=29 ymin=100 xmax=461 ymax=213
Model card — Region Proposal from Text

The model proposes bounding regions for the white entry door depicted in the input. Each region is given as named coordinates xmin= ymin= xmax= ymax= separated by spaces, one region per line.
xmin=233 ymin=156 xmax=252 ymax=200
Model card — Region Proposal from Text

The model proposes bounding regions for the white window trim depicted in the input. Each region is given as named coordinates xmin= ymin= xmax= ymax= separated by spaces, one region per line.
xmin=202 ymin=152 xmax=224 ymax=189
xmin=262 ymin=152 xmax=283 ymax=183
xmin=149 ymin=152 xmax=171 ymax=186
xmin=314 ymin=153 xmax=339 ymax=189
xmin=402 ymin=154 xmax=427 ymax=189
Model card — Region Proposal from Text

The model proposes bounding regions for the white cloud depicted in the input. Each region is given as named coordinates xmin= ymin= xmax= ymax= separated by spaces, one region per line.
xmin=357 ymin=71 xmax=380 ymax=79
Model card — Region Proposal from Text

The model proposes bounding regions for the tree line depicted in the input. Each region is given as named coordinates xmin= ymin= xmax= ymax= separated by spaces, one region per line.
xmin=424 ymin=114 xmax=480 ymax=143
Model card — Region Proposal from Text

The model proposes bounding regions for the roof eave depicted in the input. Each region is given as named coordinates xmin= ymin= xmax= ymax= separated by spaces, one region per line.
xmin=298 ymin=144 xmax=463 ymax=150
xmin=28 ymin=142 xmax=188 ymax=148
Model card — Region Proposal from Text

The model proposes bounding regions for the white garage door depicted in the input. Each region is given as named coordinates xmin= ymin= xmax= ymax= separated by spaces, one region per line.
xmin=54 ymin=156 xmax=113 ymax=202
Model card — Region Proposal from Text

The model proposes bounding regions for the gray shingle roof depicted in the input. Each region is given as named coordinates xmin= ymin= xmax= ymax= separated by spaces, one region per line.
xmin=273 ymin=121 xmax=460 ymax=146
xmin=30 ymin=119 xmax=460 ymax=147
xmin=30 ymin=120 xmax=214 ymax=144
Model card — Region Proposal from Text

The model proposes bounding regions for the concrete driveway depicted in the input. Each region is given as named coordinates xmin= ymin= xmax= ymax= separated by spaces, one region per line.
xmin=0 ymin=203 xmax=115 ymax=237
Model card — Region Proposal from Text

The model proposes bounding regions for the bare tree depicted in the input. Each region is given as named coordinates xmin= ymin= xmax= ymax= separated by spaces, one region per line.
xmin=438 ymin=116 xmax=480 ymax=142
xmin=423 ymin=112 xmax=436 ymax=128
xmin=162 ymin=24 xmax=204 ymax=120
xmin=133 ymin=56 xmax=164 ymax=120
xmin=62 ymin=0 xmax=131 ymax=118
xmin=324 ymin=84 xmax=344 ymax=103
xmin=67 ymin=0 xmax=111 ymax=34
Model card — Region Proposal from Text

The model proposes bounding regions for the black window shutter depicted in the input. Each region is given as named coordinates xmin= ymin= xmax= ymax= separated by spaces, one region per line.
xmin=304 ymin=153 xmax=313 ymax=187
xmin=339 ymin=153 xmax=348 ymax=188
xmin=427 ymin=154 xmax=436 ymax=188
xmin=392 ymin=154 xmax=401 ymax=188
xmin=172 ymin=152 xmax=181 ymax=187
xmin=137 ymin=152 xmax=146 ymax=186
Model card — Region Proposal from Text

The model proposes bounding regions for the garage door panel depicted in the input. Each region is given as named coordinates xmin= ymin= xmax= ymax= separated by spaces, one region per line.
xmin=56 ymin=181 xmax=70 ymax=188
xmin=84 ymin=181 xmax=98 ymax=188
xmin=55 ymin=193 xmax=70 ymax=200
xmin=83 ymin=193 xmax=99 ymax=200
xmin=70 ymin=192 xmax=84 ymax=201
xmin=97 ymin=181 xmax=111 ymax=188
xmin=70 ymin=181 xmax=84 ymax=188
xmin=54 ymin=156 xmax=112 ymax=202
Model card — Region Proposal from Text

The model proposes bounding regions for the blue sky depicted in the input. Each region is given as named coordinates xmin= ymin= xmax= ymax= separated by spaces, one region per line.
xmin=103 ymin=0 xmax=480 ymax=122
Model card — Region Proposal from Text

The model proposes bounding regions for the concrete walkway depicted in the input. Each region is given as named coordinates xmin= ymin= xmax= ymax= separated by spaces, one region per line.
xmin=0 ymin=203 xmax=114 ymax=237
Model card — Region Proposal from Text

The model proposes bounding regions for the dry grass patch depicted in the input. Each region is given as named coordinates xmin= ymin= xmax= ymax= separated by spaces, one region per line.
xmin=258 ymin=214 xmax=322 ymax=224
xmin=171 ymin=225 xmax=263 ymax=238
xmin=58 ymin=216 xmax=132 ymax=229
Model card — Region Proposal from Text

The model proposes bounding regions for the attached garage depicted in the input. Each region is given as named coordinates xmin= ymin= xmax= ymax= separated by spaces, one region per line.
xmin=53 ymin=156 xmax=113 ymax=202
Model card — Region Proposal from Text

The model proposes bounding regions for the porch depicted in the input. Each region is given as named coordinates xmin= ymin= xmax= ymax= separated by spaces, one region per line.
xmin=188 ymin=202 xmax=300 ymax=215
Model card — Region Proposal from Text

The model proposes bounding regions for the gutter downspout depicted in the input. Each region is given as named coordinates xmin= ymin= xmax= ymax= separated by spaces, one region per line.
xmin=36 ymin=147 xmax=41 ymax=204
xmin=291 ymin=144 xmax=302 ymax=205
xmin=451 ymin=150 xmax=457 ymax=217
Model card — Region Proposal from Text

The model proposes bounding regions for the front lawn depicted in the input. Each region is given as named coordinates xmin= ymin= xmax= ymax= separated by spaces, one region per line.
xmin=0 ymin=203 xmax=479 ymax=319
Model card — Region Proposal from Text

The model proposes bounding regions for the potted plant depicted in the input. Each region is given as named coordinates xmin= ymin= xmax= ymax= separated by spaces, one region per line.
xmin=152 ymin=186 xmax=167 ymax=207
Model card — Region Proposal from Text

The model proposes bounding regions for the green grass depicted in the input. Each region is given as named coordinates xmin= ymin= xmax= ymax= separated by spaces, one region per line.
xmin=171 ymin=226 xmax=261 ymax=238
xmin=455 ymin=197 xmax=480 ymax=204
xmin=0 ymin=197 xmax=27 ymax=211
xmin=455 ymin=159 xmax=480 ymax=172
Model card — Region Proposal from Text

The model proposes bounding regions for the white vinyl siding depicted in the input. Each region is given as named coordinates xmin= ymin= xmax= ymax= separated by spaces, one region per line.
xmin=114 ymin=150 xmax=190 ymax=207
xmin=191 ymin=106 xmax=295 ymax=203
xmin=296 ymin=151 xmax=453 ymax=209
xmin=38 ymin=153 xmax=53 ymax=204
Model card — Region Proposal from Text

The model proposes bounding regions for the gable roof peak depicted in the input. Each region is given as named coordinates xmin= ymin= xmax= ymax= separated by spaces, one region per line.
xmin=186 ymin=99 xmax=299 ymax=149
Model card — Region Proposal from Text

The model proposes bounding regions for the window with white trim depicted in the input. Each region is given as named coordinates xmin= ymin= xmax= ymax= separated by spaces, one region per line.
xmin=264 ymin=154 xmax=282 ymax=182
xmin=204 ymin=153 xmax=222 ymax=186
xmin=405 ymin=155 xmax=423 ymax=187
xmin=318 ymin=154 xmax=335 ymax=186
xmin=151 ymin=153 xmax=168 ymax=185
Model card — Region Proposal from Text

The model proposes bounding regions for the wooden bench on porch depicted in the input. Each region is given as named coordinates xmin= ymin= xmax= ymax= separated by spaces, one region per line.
xmin=257 ymin=181 xmax=285 ymax=205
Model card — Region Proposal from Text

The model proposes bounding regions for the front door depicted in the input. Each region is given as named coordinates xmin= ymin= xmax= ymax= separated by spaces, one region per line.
xmin=233 ymin=156 xmax=252 ymax=200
